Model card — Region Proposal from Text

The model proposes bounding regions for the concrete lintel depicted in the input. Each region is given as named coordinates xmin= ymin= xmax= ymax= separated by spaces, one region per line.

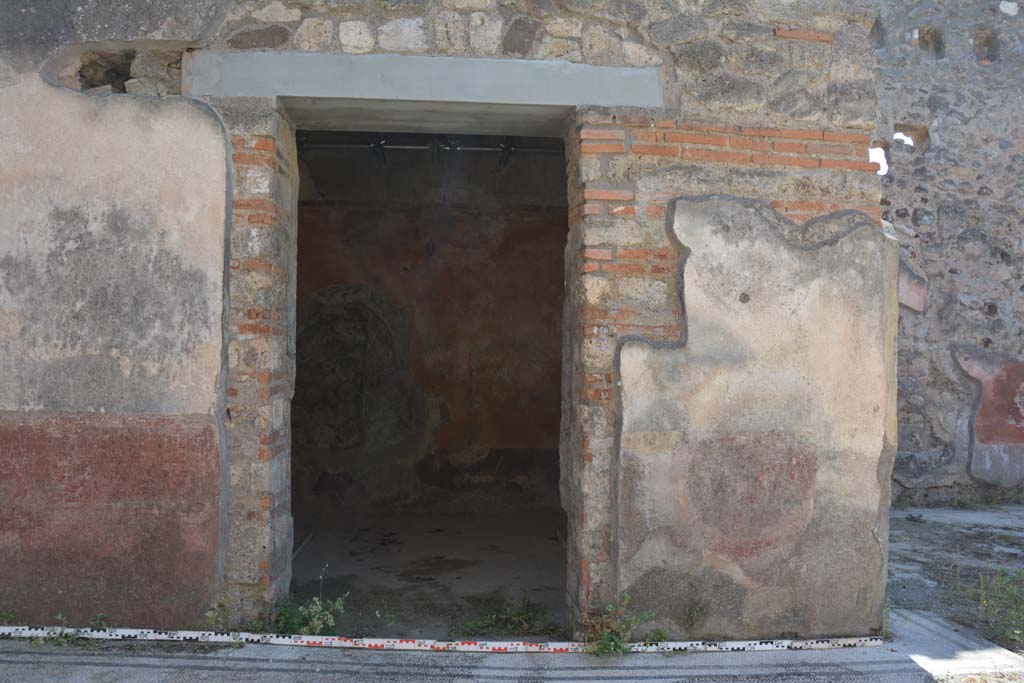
xmin=184 ymin=50 xmax=663 ymax=114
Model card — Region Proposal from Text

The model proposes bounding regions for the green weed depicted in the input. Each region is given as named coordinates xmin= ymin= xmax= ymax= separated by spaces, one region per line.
xmin=452 ymin=598 xmax=560 ymax=639
xmin=273 ymin=594 xmax=348 ymax=636
xmin=880 ymin=597 xmax=893 ymax=640
xmin=374 ymin=598 xmax=396 ymax=628
xmin=50 ymin=614 xmax=84 ymax=647
xmin=203 ymin=593 xmax=346 ymax=636
xmin=241 ymin=619 xmax=268 ymax=634
xmin=977 ymin=569 xmax=1024 ymax=646
xmin=644 ymin=628 xmax=668 ymax=643
xmin=584 ymin=594 xmax=648 ymax=656
xmin=204 ymin=603 xmax=231 ymax=631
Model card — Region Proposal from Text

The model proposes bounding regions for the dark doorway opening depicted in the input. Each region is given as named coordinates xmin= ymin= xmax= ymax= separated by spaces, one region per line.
xmin=290 ymin=131 xmax=569 ymax=639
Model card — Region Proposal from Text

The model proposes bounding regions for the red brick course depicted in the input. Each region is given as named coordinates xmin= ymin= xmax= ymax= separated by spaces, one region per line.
xmin=774 ymin=27 xmax=835 ymax=43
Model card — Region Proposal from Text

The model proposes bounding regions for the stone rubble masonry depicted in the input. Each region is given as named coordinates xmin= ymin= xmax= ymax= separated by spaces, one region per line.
xmin=192 ymin=0 xmax=878 ymax=131
xmin=875 ymin=0 xmax=1024 ymax=500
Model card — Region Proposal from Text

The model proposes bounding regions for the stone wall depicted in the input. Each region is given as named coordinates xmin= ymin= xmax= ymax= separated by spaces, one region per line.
xmin=873 ymin=0 xmax=1024 ymax=499
xmin=216 ymin=100 xmax=300 ymax=620
xmin=207 ymin=0 xmax=877 ymax=130
xmin=291 ymin=143 xmax=566 ymax=519
xmin=0 ymin=75 xmax=228 ymax=627
xmin=0 ymin=0 xmax=899 ymax=635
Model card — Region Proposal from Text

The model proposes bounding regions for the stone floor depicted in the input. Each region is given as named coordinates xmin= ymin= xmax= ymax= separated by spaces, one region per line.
xmin=290 ymin=510 xmax=568 ymax=639
xmin=0 ymin=638 xmax=932 ymax=682
xmin=3 ymin=609 xmax=1021 ymax=683
xmin=888 ymin=505 xmax=1024 ymax=655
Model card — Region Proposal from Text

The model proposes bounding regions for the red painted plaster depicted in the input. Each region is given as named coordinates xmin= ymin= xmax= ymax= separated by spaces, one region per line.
xmin=974 ymin=363 xmax=1024 ymax=445
xmin=0 ymin=412 xmax=220 ymax=628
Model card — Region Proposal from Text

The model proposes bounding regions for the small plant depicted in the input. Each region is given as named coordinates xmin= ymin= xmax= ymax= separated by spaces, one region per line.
xmin=976 ymin=568 xmax=1024 ymax=646
xmin=987 ymin=487 xmax=1024 ymax=506
xmin=273 ymin=594 xmax=348 ymax=635
xmin=273 ymin=596 xmax=304 ymax=634
xmin=88 ymin=613 xmax=108 ymax=630
xmin=584 ymin=594 xmax=648 ymax=656
xmin=375 ymin=599 xmax=396 ymax=627
xmin=953 ymin=488 xmax=981 ymax=510
xmin=451 ymin=598 xmax=560 ymax=639
xmin=644 ymin=628 xmax=668 ymax=643
xmin=204 ymin=603 xmax=231 ymax=631
xmin=51 ymin=614 xmax=83 ymax=647
xmin=298 ymin=596 xmax=347 ymax=636
xmin=241 ymin=619 xmax=268 ymax=634
xmin=880 ymin=597 xmax=893 ymax=640
xmin=0 ymin=608 xmax=13 ymax=626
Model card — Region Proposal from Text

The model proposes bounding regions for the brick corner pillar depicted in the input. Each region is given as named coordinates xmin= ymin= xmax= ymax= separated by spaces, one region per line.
xmin=561 ymin=109 xmax=684 ymax=633
xmin=208 ymin=97 xmax=299 ymax=621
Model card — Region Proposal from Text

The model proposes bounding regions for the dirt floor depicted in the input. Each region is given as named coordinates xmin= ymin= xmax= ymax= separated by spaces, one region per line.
xmin=290 ymin=510 xmax=568 ymax=640
xmin=286 ymin=504 xmax=1024 ymax=652
xmin=888 ymin=506 xmax=1024 ymax=654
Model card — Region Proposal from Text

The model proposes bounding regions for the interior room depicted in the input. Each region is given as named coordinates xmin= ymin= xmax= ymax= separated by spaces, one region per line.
xmin=289 ymin=130 xmax=569 ymax=639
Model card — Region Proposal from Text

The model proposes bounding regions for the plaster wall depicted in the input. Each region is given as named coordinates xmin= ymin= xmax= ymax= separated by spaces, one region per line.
xmin=0 ymin=75 xmax=228 ymax=626
xmin=617 ymin=198 xmax=897 ymax=638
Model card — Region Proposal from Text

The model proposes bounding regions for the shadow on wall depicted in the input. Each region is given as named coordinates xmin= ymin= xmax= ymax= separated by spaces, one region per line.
xmin=291 ymin=283 xmax=426 ymax=514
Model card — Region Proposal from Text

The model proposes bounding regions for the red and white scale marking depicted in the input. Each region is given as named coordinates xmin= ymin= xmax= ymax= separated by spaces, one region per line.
xmin=0 ymin=626 xmax=882 ymax=653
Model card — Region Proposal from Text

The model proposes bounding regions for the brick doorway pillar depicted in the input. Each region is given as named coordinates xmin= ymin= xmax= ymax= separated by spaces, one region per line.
xmin=215 ymin=99 xmax=299 ymax=618
xmin=560 ymin=112 xmax=684 ymax=629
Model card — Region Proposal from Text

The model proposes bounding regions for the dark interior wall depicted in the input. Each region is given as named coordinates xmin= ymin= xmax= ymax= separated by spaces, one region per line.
xmin=293 ymin=136 xmax=568 ymax=520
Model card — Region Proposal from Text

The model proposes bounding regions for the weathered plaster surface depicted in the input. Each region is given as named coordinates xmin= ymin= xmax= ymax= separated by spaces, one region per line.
xmin=0 ymin=75 xmax=226 ymax=414
xmin=0 ymin=74 xmax=228 ymax=626
xmin=561 ymin=104 xmax=884 ymax=629
xmin=616 ymin=197 xmax=898 ymax=638
xmin=955 ymin=347 xmax=1024 ymax=488
xmin=0 ymin=413 xmax=221 ymax=628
